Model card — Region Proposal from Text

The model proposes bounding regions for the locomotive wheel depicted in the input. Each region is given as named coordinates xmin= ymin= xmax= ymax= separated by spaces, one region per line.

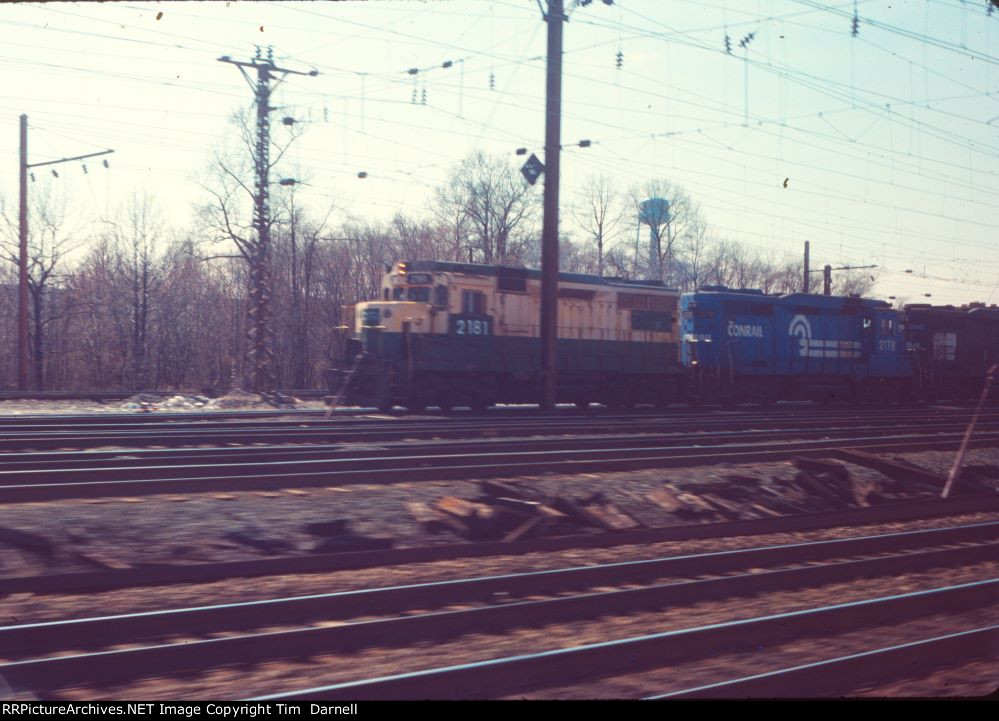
xmin=654 ymin=384 xmax=672 ymax=409
xmin=435 ymin=387 xmax=455 ymax=412
xmin=467 ymin=386 xmax=490 ymax=412
xmin=610 ymin=381 xmax=637 ymax=410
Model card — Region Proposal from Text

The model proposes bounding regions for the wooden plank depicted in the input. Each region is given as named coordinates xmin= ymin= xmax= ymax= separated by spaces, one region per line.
xmin=582 ymin=502 xmax=641 ymax=531
xmin=502 ymin=516 xmax=544 ymax=543
xmin=437 ymin=496 xmax=495 ymax=520
xmin=835 ymin=449 xmax=946 ymax=487
xmin=647 ymin=488 xmax=685 ymax=513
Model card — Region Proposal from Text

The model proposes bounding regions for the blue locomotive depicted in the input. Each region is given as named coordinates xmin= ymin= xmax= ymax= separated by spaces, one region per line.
xmin=680 ymin=287 xmax=910 ymax=404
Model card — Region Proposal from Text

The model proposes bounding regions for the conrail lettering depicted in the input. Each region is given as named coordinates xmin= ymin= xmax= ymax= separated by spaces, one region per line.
xmin=727 ymin=321 xmax=764 ymax=338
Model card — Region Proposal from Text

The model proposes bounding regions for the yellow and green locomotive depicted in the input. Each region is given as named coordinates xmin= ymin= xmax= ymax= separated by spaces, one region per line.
xmin=328 ymin=261 xmax=683 ymax=411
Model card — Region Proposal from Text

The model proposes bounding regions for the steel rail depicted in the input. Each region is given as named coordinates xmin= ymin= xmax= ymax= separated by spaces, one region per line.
xmin=3 ymin=420 xmax=997 ymax=478
xmin=5 ymin=520 xmax=996 ymax=658
xmin=8 ymin=494 xmax=999 ymax=598
xmin=650 ymin=624 xmax=999 ymax=698
xmin=2 ymin=409 xmax=994 ymax=452
xmin=243 ymin=578 xmax=999 ymax=700
xmin=3 ymin=542 xmax=996 ymax=695
xmin=0 ymin=431 xmax=995 ymax=503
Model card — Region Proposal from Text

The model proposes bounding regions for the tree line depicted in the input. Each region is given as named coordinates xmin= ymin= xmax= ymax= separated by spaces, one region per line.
xmin=0 ymin=149 xmax=874 ymax=391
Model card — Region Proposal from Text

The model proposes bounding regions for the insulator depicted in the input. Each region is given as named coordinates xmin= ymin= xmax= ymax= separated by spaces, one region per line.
xmin=489 ymin=72 xmax=495 ymax=90
xmin=82 ymin=164 xmax=88 ymax=174
xmin=615 ymin=50 xmax=623 ymax=69
xmin=725 ymin=34 xmax=732 ymax=54
xmin=29 ymin=172 xmax=35 ymax=182
xmin=51 ymin=169 xmax=59 ymax=178
xmin=421 ymin=88 xmax=427 ymax=104
xmin=103 ymin=158 xmax=109 ymax=168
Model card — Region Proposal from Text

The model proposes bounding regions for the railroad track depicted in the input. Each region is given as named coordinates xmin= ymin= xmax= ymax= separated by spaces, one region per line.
xmin=5 ymin=416 xmax=998 ymax=474
xmin=1 ymin=406 xmax=996 ymax=451
xmin=3 ymin=520 xmax=996 ymax=698
xmin=0 ymin=426 xmax=995 ymax=503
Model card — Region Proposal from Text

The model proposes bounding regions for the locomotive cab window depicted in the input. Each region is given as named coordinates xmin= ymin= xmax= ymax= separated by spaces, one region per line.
xmin=407 ymin=287 xmax=431 ymax=303
xmin=862 ymin=318 xmax=873 ymax=329
xmin=434 ymin=284 xmax=449 ymax=308
xmin=383 ymin=288 xmax=389 ymax=300
xmin=393 ymin=287 xmax=405 ymax=300
xmin=461 ymin=290 xmax=486 ymax=315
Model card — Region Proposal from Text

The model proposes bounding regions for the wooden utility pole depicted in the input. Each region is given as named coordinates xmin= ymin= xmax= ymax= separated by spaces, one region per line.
xmin=17 ymin=115 xmax=28 ymax=390
xmin=540 ymin=0 xmax=564 ymax=411
xmin=807 ymin=261 xmax=877 ymax=297
xmin=17 ymin=114 xmax=113 ymax=390
xmin=803 ymin=240 xmax=810 ymax=294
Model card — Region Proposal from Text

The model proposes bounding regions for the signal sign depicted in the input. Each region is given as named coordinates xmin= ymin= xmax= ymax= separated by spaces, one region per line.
xmin=520 ymin=153 xmax=545 ymax=185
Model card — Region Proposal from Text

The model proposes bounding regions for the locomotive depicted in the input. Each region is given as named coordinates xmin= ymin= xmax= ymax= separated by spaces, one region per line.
xmin=681 ymin=287 xmax=910 ymax=405
xmin=327 ymin=261 xmax=999 ymax=409
xmin=327 ymin=260 xmax=684 ymax=411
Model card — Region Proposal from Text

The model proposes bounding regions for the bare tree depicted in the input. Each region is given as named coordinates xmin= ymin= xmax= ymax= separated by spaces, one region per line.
xmin=103 ymin=193 xmax=162 ymax=388
xmin=1 ymin=186 xmax=84 ymax=389
xmin=435 ymin=151 xmax=540 ymax=266
xmin=196 ymin=107 xmax=306 ymax=391
xmin=570 ymin=175 xmax=625 ymax=276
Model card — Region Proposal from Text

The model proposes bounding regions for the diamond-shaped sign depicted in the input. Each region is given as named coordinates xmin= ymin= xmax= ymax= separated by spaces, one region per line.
xmin=520 ymin=153 xmax=545 ymax=185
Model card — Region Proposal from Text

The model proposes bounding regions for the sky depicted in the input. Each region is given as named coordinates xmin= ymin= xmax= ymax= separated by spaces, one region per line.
xmin=0 ymin=0 xmax=997 ymax=306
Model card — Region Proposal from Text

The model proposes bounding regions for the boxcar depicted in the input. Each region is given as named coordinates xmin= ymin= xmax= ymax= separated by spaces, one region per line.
xmin=329 ymin=261 xmax=684 ymax=410
xmin=680 ymin=287 xmax=911 ymax=404
xmin=904 ymin=303 xmax=999 ymax=400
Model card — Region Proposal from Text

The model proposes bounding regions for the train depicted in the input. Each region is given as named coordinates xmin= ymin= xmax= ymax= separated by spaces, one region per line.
xmin=325 ymin=260 xmax=999 ymax=410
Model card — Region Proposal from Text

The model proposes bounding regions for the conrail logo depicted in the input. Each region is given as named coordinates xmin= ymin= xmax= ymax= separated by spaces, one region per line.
xmin=727 ymin=321 xmax=763 ymax=338
xmin=789 ymin=314 xmax=861 ymax=359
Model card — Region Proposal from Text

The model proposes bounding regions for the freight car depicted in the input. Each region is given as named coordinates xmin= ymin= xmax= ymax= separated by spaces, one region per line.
xmin=904 ymin=302 xmax=999 ymax=401
xmin=680 ymin=287 xmax=911 ymax=405
xmin=327 ymin=261 xmax=684 ymax=411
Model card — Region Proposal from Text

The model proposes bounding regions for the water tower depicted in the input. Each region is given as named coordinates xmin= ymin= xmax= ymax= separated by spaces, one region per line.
xmin=638 ymin=197 xmax=670 ymax=280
